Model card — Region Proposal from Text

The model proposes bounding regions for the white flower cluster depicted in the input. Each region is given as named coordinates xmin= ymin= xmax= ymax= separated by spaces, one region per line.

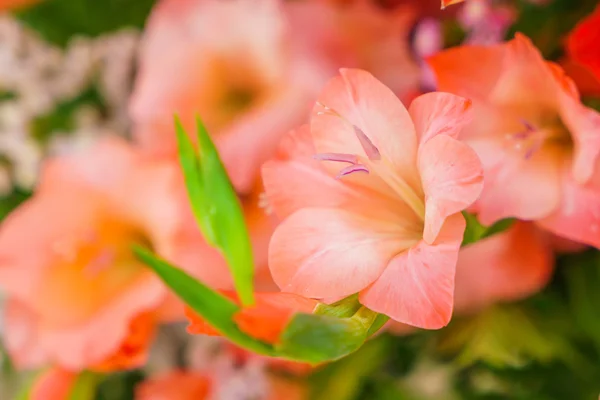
xmin=0 ymin=15 xmax=140 ymax=195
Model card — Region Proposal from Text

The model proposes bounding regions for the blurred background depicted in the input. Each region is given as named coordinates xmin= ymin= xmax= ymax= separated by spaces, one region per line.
xmin=0 ymin=0 xmax=600 ymax=399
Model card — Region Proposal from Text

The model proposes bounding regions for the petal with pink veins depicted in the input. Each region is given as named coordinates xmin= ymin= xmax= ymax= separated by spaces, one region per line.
xmin=538 ymin=169 xmax=600 ymax=249
xmin=409 ymin=92 xmax=473 ymax=144
xmin=359 ymin=213 xmax=466 ymax=329
xmin=269 ymin=208 xmax=413 ymax=299
xmin=262 ymin=126 xmax=401 ymax=221
xmin=311 ymin=69 xmax=418 ymax=176
xmin=419 ymin=135 xmax=483 ymax=243
xmin=472 ymin=139 xmax=562 ymax=225
xmin=558 ymin=94 xmax=600 ymax=184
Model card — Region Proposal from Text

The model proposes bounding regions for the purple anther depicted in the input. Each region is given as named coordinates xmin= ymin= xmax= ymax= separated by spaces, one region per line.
xmin=520 ymin=118 xmax=536 ymax=131
xmin=313 ymin=153 xmax=358 ymax=164
xmin=524 ymin=139 xmax=543 ymax=160
xmin=335 ymin=164 xmax=369 ymax=179
xmin=353 ymin=126 xmax=381 ymax=161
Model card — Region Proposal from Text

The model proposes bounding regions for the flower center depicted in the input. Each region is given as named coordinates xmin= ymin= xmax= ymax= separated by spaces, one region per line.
xmin=38 ymin=216 xmax=152 ymax=326
xmin=506 ymin=117 xmax=572 ymax=159
xmin=314 ymin=104 xmax=425 ymax=221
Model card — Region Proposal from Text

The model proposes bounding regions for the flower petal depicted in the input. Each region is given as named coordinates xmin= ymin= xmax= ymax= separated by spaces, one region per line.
xmin=262 ymin=126 xmax=400 ymax=221
xmin=311 ymin=69 xmax=418 ymax=177
xmin=559 ymin=95 xmax=600 ymax=184
xmin=471 ymin=138 xmax=562 ymax=225
xmin=419 ymin=135 xmax=483 ymax=243
xmin=454 ymin=223 xmax=554 ymax=313
xmin=408 ymin=92 xmax=473 ymax=144
xmin=359 ymin=213 xmax=465 ymax=329
xmin=427 ymin=43 xmax=504 ymax=101
xmin=269 ymin=208 xmax=409 ymax=299
xmin=538 ymin=170 xmax=600 ymax=248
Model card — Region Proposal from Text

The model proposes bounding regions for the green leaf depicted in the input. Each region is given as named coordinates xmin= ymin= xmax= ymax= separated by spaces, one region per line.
xmin=15 ymin=0 xmax=157 ymax=48
xmin=461 ymin=212 xmax=515 ymax=246
xmin=174 ymin=116 xmax=254 ymax=306
xmin=68 ymin=371 xmax=103 ymax=400
xmin=94 ymin=370 xmax=145 ymax=400
xmin=278 ymin=306 xmax=379 ymax=363
xmin=314 ymin=294 xmax=362 ymax=318
xmin=563 ymin=251 xmax=600 ymax=351
xmin=133 ymin=246 xmax=274 ymax=356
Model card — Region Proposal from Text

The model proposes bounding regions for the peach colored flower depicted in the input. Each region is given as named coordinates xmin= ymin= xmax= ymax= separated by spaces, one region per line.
xmin=453 ymin=223 xmax=554 ymax=313
xmin=428 ymin=34 xmax=600 ymax=248
xmin=262 ymin=69 xmax=483 ymax=329
xmin=0 ymin=137 xmax=224 ymax=371
xmin=185 ymin=291 xmax=318 ymax=344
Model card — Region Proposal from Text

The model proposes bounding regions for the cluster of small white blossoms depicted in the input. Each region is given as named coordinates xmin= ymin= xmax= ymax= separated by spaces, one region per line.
xmin=0 ymin=15 xmax=140 ymax=195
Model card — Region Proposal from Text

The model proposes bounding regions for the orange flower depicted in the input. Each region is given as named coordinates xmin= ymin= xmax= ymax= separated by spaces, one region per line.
xmin=0 ymin=137 xmax=223 ymax=371
xmin=186 ymin=291 xmax=318 ymax=344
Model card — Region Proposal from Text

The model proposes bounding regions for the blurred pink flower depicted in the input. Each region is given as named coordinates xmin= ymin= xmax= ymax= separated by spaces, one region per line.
xmin=130 ymin=0 xmax=421 ymax=194
xmin=428 ymin=34 xmax=600 ymax=248
xmin=263 ymin=69 xmax=483 ymax=329
xmin=0 ymin=137 xmax=228 ymax=371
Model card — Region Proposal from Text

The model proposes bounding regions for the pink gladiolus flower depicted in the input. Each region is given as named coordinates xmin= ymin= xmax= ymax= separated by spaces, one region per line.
xmin=262 ymin=69 xmax=483 ymax=329
xmin=428 ymin=34 xmax=600 ymax=248
xmin=0 ymin=137 xmax=227 ymax=371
